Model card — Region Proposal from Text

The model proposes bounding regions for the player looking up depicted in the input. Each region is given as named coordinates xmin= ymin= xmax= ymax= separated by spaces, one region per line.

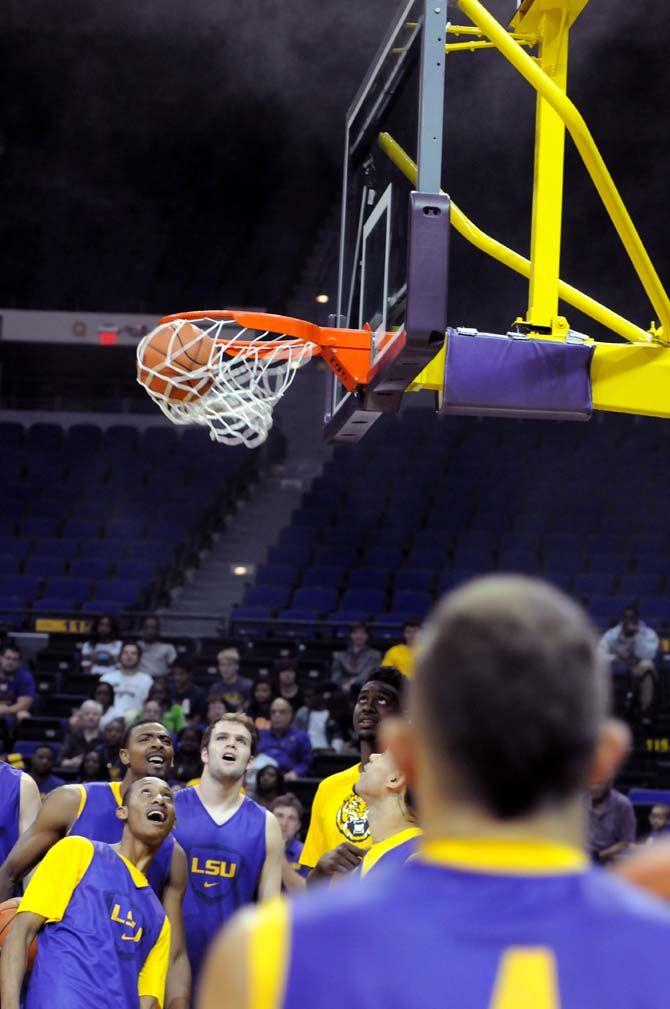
xmin=355 ymin=748 xmax=421 ymax=877
xmin=0 ymin=720 xmax=190 ymax=1009
xmin=2 ymin=776 xmax=175 ymax=1009
xmin=173 ymin=714 xmax=283 ymax=999
xmin=0 ymin=762 xmax=40 ymax=881
xmin=301 ymin=667 xmax=403 ymax=883
xmin=201 ymin=576 xmax=670 ymax=1009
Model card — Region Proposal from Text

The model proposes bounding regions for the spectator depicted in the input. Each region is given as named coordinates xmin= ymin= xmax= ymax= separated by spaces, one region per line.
xmin=646 ymin=804 xmax=670 ymax=844
xmin=276 ymin=661 xmax=304 ymax=712
xmin=206 ymin=698 xmax=227 ymax=725
xmin=246 ymin=675 xmax=275 ymax=731
xmin=271 ymin=793 xmax=308 ymax=893
xmin=382 ymin=618 xmax=421 ymax=679
xmin=208 ymin=648 xmax=252 ymax=711
xmin=599 ymin=605 xmax=659 ymax=714
xmin=252 ymin=764 xmax=285 ymax=810
xmin=146 ymin=680 xmax=186 ymax=735
xmin=78 ymin=748 xmax=109 ymax=783
xmin=331 ymin=624 xmax=382 ymax=692
xmin=257 ymin=699 xmax=313 ymax=780
xmin=79 ymin=615 xmax=122 ymax=676
xmin=0 ymin=645 xmax=36 ymax=733
xmin=137 ymin=615 xmax=177 ymax=678
xmin=59 ymin=700 xmax=104 ymax=769
xmin=324 ymin=685 xmax=357 ymax=750
xmin=589 ymin=779 xmax=636 ymax=863
xmin=100 ymin=642 xmax=152 ymax=720
xmin=295 ymin=685 xmax=344 ymax=752
xmin=29 ymin=745 xmax=65 ymax=798
xmin=100 ymin=716 xmax=126 ymax=781
xmin=171 ymin=662 xmax=207 ymax=725
xmin=91 ymin=681 xmax=117 ymax=729
xmin=172 ymin=726 xmax=203 ymax=785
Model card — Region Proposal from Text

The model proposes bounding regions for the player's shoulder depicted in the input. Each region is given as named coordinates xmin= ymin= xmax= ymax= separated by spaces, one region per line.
xmin=584 ymin=866 xmax=670 ymax=933
xmin=314 ymin=761 xmax=360 ymax=798
xmin=173 ymin=784 xmax=196 ymax=807
xmin=52 ymin=833 xmax=96 ymax=861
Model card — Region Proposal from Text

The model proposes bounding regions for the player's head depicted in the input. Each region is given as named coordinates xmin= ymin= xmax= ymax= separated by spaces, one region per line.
xmin=650 ymin=804 xmax=670 ymax=832
xmin=353 ymin=667 xmax=403 ymax=744
xmin=116 ymin=776 xmax=175 ymax=847
xmin=271 ymin=794 xmax=303 ymax=844
xmin=201 ymin=713 xmax=258 ymax=784
xmin=355 ymin=748 xmax=414 ymax=820
xmin=392 ymin=575 xmax=626 ymax=823
xmin=120 ymin=720 xmax=174 ymax=779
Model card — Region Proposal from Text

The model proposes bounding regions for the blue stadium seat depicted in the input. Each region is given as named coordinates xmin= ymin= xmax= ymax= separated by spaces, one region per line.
xmin=27 ymin=424 xmax=64 ymax=451
xmin=69 ymin=558 xmax=110 ymax=580
xmin=394 ymin=569 xmax=435 ymax=593
xmin=300 ymin=567 xmax=345 ymax=589
xmin=0 ymin=557 xmax=22 ymax=576
xmin=32 ymin=596 xmax=79 ymax=615
xmin=404 ymin=546 xmax=447 ymax=569
xmin=0 ymin=538 xmax=30 ymax=558
xmin=274 ymin=610 xmax=321 ymax=637
xmin=0 ymin=422 xmax=24 ymax=446
xmin=347 ymin=568 xmax=391 ymax=590
xmin=636 ymin=553 xmax=669 ymax=576
xmin=29 ymin=539 xmax=75 ymax=559
xmin=115 ymin=561 xmax=157 ymax=583
xmin=67 ymin=424 xmax=103 ymax=452
xmin=589 ymin=596 xmax=629 ymax=623
xmin=81 ymin=600 xmax=124 ymax=615
xmin=0 ymin=575 xmax=41 ymax=598
xmin=451 ymin=545 xmax=493 ymax=571
xmin=362 ymin=546 xmax=404 ymax=568
xmin=291 ymin=587 xmax=339 ymax=613
xmin=266 ymin=544 xmax=313 ymax=567
xmin=131 ymin=542 xmax=167 ymax=564
xmin=91 ymin=580 xmax=143 ymax=604
xmin=62 ymin=519 xmax=102 ymax=540
xmin=229 ymin=606 xmax=273 ymax=637
xmin=313 ymin=545 xmax=358 ymax=566
xmin=327 ymin=611 xmax=371 ymax=634
xmin=242 ymin=586 xmax=292 ymax=609
xmin=572 ymin=573 xmax=615 ymax=598
xmin=339 ymin=589 xmax=386 ymax=614
xmin=498 ymin=548 xmax=540 ymax=572
xmin=588 ymin=551 xmax=626 ymax=574
xmin=24 ymin=556 xmax=67 ymax=578
xmin=20 ymin=517 xmax=61 ymax=539
xmin=43 ymin=577 xmax=90 ymax=601
xmin=106 ymin=519 xmax=146 ymax=539
xmin=255 ymin=565 xmax=298 ymax=588
xmin=279 ymin=526 xmax=319 ymax=549
xmin=618 ymin=573 xmax=663 ymax=597
xmin=77 ymin=540 xmax=127 ymax=563
xmin=542 ymin=548 xmax=584 ymax=574
xmin=390 ymin=590 xmax=433 ymax=615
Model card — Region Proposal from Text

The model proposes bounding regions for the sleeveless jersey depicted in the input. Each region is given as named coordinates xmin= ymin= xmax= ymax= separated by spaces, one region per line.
xmin=0 ymin=761 xmax=21 ymax=864
xmin=360 ymin=826 xmax=421 ymax=878
xmin=248 ymin=839 xmax=670 ymax=1009
xmin=174 ymin=787 xmax=267 ymax=988
xmin=68 ymin=781 xmax=174 ymax=898
xmin=22 ymin=838 xmax=168 ymax=1009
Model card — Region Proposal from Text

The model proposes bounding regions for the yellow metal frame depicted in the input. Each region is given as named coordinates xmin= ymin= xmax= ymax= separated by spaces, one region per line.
xmin=380 ymin=0 xmax=670 ymax=419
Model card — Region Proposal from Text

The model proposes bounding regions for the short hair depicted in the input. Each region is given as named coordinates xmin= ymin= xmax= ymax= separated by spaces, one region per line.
xmin=365 ymin=666 xmax=404 ymax=698
xmin=416 ymin=575 xmax=607 ymax=820
xmin=33 ymin=744 xmax=55 ymax=757
xmin=121 ymin=640 xmax=142 ymax=657
xmin=170 ymin=660 xmax=192 ymax=675
xmin=403 ymin=617 xmax=421 ymax=630
xmin=121 ymin=719 xmax=170 ymax=750
xmin=123 ymin=776 xmax=171 ymax=805
xmin=2 ymin=643 xmax=21 ymax=656
xmin=80 ymin=700 xmax=103 ymax=715
xmin=217 ymin=647 xmax=240 ymax=663
xmin=202 ymin=713 xmax=258 ymax=756
xmin=144 ymin=615 xmax=161 ymax=627
xmin=271 ymin=793 xmax=304 ymax=821
xmin=350 ymin=622 xmax=369 ymax=634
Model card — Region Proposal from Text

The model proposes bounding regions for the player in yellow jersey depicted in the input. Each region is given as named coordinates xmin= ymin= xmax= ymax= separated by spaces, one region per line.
xmin=200 ymin=575 xmax=670 ymax=1009
xmin=355 ymin=749 xmax=421 ymax=878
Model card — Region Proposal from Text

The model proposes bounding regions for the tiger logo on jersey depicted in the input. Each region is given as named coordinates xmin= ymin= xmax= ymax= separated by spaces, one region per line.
xmin=336 ymin=791 xmax=370 ymax=843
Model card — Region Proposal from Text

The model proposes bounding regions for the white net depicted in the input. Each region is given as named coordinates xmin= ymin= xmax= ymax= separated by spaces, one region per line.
xmin=136 ymin=317 xmax=316 ymax=448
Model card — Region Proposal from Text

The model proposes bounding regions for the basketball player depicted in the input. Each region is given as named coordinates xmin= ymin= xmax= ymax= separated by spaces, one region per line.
xmin=174 ymin=713 xmax=283 ymax=998
xmin=200 ymin=576 xmax=670 ymax=1009
xmin=0 ymin=762 xmax=40 ymax=871
xmin=301 ymin=667 xmax=403 ymax=882
xmin=2 ymin=776 xmax=175 ymax=1009
xmin=0 ymin=720 xmax=190 ymax=1009
xmin=355 ymin=749 xmax=421 ymax=877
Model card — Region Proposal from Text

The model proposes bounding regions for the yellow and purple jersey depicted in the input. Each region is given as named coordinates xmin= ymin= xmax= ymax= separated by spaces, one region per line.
xmin=68 ymin=780 xmax=174 ymax=897
xmin=20 ymin=836 xmax=170 ymax=1009
xmin=246 ymin=839 xmax=670 ymax=1009
xmin=0 ymin=761 xmax=21 ymax=864
xmin=359 ymin=826 xmax=421 ymax=878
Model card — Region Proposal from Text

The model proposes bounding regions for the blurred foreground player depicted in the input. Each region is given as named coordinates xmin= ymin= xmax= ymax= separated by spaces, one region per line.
xmin=201 ymin=576 xmax=670 ymax=1009
xmin=355 ymin=749 xmax=421 ymax=877
xmin=1 ymin=776 xmax=175 ymax=1009
xmin=174 ymin=714 xmax=283 ymax=996
xmin=0 ymin=761 xmax=40 ymax=869
xmin=0 ymin=721 xmax=190 ymax=1008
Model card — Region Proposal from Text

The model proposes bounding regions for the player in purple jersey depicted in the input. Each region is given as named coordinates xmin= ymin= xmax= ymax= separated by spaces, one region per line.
xmin=174 ymin=713 xmax=283 ymax=1001
xmin=0 ymin=721 xmax=191 ymax=1009
xmin=0 ymin=762 xmax=40 ymax=874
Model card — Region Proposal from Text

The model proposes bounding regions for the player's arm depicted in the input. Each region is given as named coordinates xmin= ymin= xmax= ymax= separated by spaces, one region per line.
xmin=0 ymin=909 xmax=45 ymax=1009
xmin=162 ymin=842 xmax=191 ymax=1009
xmin=258 ymin=811 xmax=283 ymax=900
xmin=18 ymin=773 xmax=41 ymax=834
xmin=139 ymin=915 xmax=171 ymax=1009
xmin=281 ymin=859 xmax=307 ymax=894
xmin=307 ymin=842 xmax=365 ymax=884
xmin=0 ymin=784 xmax=81 ymax=900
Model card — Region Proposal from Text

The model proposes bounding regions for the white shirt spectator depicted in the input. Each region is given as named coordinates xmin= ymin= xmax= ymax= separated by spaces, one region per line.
xmin=137 ymin=616 xmax=177 ymax=678
xmin=81 ymin=638 xmax=122 ymax=676
xmin=100 ymin=669 xmax=153 ymax=720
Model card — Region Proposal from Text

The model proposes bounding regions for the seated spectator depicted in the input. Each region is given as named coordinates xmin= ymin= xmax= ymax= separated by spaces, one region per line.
xmin=92 ymin=681 xmax=117 ymax=729
xmin=589 ymin=779 xmax=636 ymax=863
xmin=137 ymin=615 xmax=177 ymax=678
xmin=206 ymin=698 xmax=227 ymax=725
xmin=381 ymin=618 xmax=421 ymax=679
xmin=277 ymin=660 xmax=304 ymax=712
xmin=80 ymin=615 xmax=122 ymax=676
xmin=100 ymin=716 xmax=126 ymax=781
xmin=295 ymin=685 xmax=344 ymax=752
xmin=136 ymin=687 xmax=185 ymax=737
xmin=257 ymin=699 xmax=313 ymax=780
xmin=599 ymin=605 xmax=659 ymax=714
xmin=252 ymin=764 xmax=285 ymax=810
xmin=59 ymin=700 xmax=104 ymax=769
xmin=246 ymin=675 xmax=276 ymax=731
xmin=173 ymin=726 xmax=204 ymax=785
xmin=171 ymin=662 xmax=207 ymax=725
xmin=208 ymin=648 xmax=252 ymax=711
xmin=0 ymin=645 xmax=36 ymax=737
xmin=78 ymin=748 xmax=109 ymax=783
xmin=323 ymin=685 xmax=357 ymax=751
xmin=331 ymin=624 xmax=382 ymax=692
xmin=29 ymin=745 xmax=65 ymax=798
xmin=646 ymin=804 xmax=670 ymax=844
xmin=271 ymin=793 xmax=308 ymax=893
xmin=100 ymin=642 xmax=153 ymax=721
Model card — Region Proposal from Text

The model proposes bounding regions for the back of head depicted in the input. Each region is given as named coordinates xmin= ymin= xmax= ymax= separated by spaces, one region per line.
xmin=416 ymin=575 xmax=607 ymax=819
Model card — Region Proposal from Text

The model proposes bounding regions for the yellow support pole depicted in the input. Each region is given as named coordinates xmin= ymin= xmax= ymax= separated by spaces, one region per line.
xmin=377 ymin=132 xmax=651 ymax=346
xmin=526 ymin=7 xmax=569 ymax=331
xmin=457 ymin=0 xmax=670 ymax=341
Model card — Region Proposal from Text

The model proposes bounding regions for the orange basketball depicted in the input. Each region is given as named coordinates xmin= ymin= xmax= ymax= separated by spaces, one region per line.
xmin=0 ymin=897 xmax=37 ymax=969
xmin=137 ymin=320 xmax=215 ymax=403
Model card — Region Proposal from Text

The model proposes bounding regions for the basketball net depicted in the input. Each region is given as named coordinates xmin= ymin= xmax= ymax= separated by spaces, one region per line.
xmin=137 ymin=317 xmax=316 ymax=448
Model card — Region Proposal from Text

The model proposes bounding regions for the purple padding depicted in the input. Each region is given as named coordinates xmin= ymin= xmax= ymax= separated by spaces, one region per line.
xmin=441 ymin=331 xmax=594 ymax=421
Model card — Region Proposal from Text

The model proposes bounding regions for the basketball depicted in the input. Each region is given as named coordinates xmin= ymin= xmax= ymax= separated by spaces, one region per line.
xmin=0 ymin=898 xmax=37 ymax=969
xmin=137 ymin=320 xmax=215 ymax=403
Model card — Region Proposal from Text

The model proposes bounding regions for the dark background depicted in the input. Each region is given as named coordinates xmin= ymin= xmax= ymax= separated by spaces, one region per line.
xmin=0 ymin=0 xmax=667 ymax=335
